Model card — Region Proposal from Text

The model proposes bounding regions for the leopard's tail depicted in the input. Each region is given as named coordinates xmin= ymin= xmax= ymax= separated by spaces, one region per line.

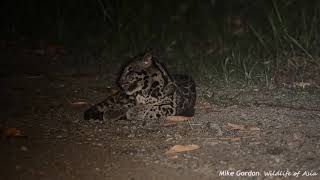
xmin=83 ymin=91 xmax=133 ymax=121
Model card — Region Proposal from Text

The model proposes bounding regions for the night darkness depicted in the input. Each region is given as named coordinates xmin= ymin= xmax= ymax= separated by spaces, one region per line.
xmin=1 ymin=1 xmax=320 ymax=180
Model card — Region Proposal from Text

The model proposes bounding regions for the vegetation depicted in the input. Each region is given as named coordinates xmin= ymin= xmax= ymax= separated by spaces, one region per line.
xmin=1 ymin=0 xmax=320 ymax=87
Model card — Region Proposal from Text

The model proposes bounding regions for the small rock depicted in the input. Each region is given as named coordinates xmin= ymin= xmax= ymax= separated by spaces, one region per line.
xmin=128 ymin=133 xmax=135 ymax=138
xmin=139 ymin=148 xmax=146 ymax=152
xmin=20 ymin=146 xmax=28 ymax=151
xmin=96 ymin=143 xmax=103 ymax=147
xmin=56 ymin=135 xmax=63 ymax=139
xmin=15 ymin=165 xmax=21 ymax=170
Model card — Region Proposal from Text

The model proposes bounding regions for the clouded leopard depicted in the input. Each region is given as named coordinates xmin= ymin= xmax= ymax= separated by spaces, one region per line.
xmin=84 ymin=52 xmax=196 ymax=124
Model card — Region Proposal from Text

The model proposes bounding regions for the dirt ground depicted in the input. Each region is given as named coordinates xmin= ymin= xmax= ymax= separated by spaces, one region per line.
xmin=1 ymin=48 xmax=320 ymax=180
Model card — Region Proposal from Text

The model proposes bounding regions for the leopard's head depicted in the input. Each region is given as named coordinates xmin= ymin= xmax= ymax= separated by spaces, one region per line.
xmin=119 ymin=52 xmax=169 ymax=96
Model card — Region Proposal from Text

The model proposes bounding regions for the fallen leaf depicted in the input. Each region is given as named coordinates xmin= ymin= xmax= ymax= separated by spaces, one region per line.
xmin=165 ymin=144 xmax=200 ymax=155
xmin=3 ymin=128 xmax=26 ymax=137
xmin=70 ymin=101 xmax=89 ymax=106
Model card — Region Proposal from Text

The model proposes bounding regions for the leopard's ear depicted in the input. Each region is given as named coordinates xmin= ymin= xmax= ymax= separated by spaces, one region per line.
xmin=142 ymin=53 xmax=153 ymax=68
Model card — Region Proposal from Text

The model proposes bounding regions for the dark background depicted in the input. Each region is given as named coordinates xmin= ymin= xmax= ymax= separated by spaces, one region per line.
xmin=1 ymin=2 xmax=320 ymax=179
xmin=1 ymin=0 xmax=320 ymax=85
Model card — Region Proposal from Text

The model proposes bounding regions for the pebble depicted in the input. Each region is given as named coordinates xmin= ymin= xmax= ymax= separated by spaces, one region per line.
xmin=20 ymin=146 xmax=28 ymax=151
xmin=56 ymin=135 xmax=63 ymax=139
xmin=128 ymin=133 xmax=135 ymax=138
xmin=96 ymin=143 xmax=103 ymax=147
xmin=15 ymin=165 xmax=21 ymax=170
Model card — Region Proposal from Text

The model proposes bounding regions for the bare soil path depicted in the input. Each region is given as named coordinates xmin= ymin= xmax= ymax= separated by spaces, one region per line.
xmin=1 ymin=49 xmax=320 ymax=180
